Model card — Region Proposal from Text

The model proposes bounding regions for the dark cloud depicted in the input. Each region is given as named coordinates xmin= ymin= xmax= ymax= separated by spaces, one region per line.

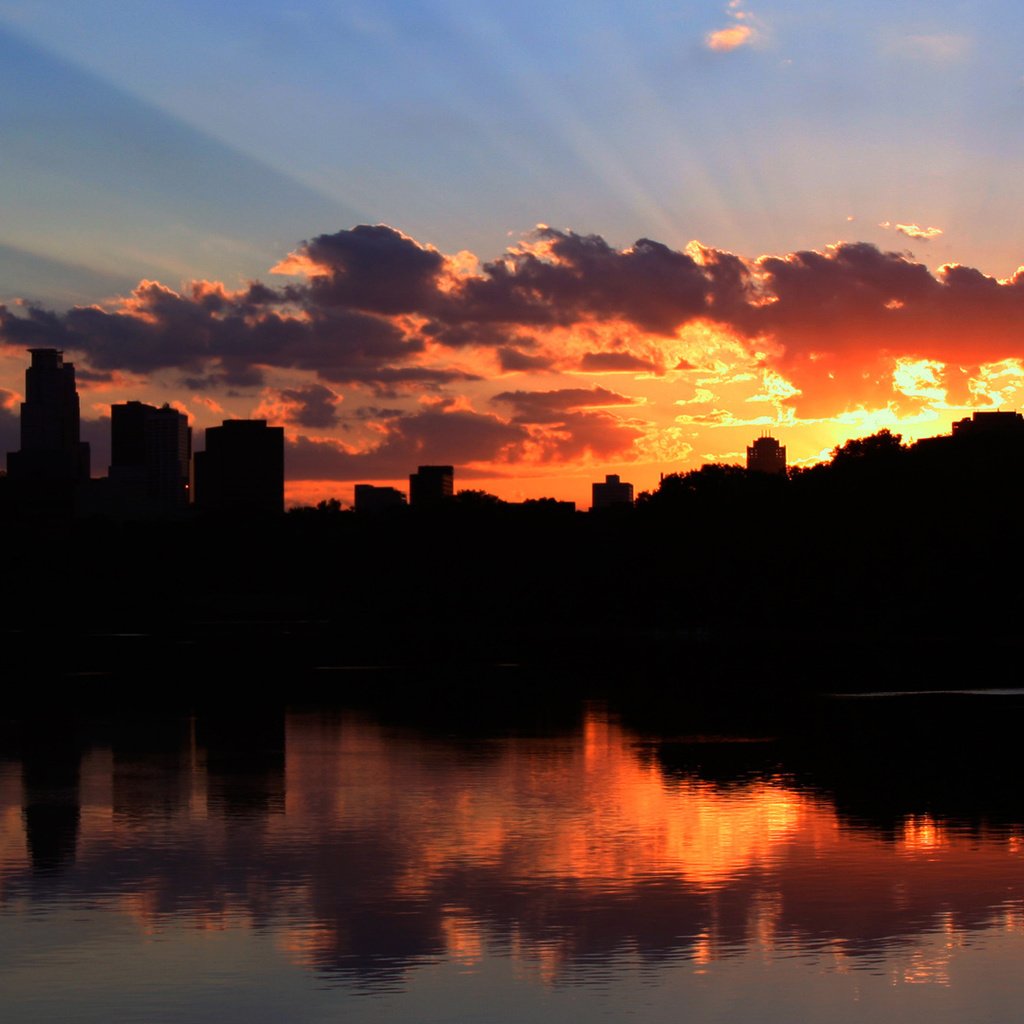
xmin=2 ymin=226 xmax=744 ymax=393
xmin=354 ymin=406 xmax=405 ymax=421
xmin=7 ymin=226 xmax=1024 ymax=424
xmin=284 ymin=389 xmax=643 ymax=481
xmin=287 ymin=409 xmax=530 ymax=481
xmin=287 ymin=224 xmax=446 ymax=315
xmin=747 ymin=241 xmax=1024 ymax=361
xmin=0 ymin=281 xmax=419 ymax=386
xmin=279 ymin=384 xmax=341 ymax=429
xmin=490 ymin=387 xmax=643 ymax=462
xmin=182 ymin=365 xmax=266 ymax=391
xmin=743 ymin=242 xmax=1024 ymax=414
xmin=436 ymin=229 xmax=715 ymax=336
xmin=492 ymin=387 xmax=636 ymax=422
xmin=75 ymin=368 xmax=115 ymax=383
xmin=352 ymin=366 xmax=480 ymax=392
xmin=579 ymin=352 xmax=661 ymax=374
xmin=497 ymin=347 xmax=556 ymax=373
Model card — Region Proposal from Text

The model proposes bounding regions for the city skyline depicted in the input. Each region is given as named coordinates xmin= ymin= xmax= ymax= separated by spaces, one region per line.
xmin=8 ymin=341 xmax=1020 ymax=518
xmin=3 ymin=2 xmax=1024 ymax=508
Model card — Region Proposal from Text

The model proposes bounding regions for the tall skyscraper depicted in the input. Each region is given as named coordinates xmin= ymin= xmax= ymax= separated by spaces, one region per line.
xmin=747 ymin=434 xmax=787 ymax=475
xmin=109 ymin=401 xmax=191 ymax=513
xmin=409 ymin=465 xmax=454 ymax=507
xmin=194 ymin=419 xmax=284 ymax=515
xmin=7 ymin=348 xmax=90 ymax=483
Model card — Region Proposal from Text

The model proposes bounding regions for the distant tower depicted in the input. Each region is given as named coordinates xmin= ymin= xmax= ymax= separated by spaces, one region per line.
xmin=747 ymin=434 xmax=786 ymax=475
xmin=7 ymin=348 xmax=90 ymax=483
xmin=591 ymin=473 xmax=634 ymax=510
xmin=409 ymin=465 xmax=454 ymax=508
xmin=109 ymin=401 xmax=191 ymax=513
xmin=194 ymin=419 xmax=284 ymax=515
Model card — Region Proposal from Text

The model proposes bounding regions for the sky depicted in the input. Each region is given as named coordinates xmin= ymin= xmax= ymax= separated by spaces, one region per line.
xmin=3 ymin=0 xmax=1024 ymax=507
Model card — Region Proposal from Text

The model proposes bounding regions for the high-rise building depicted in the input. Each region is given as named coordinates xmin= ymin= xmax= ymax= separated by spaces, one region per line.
xmin=7 ymin=348 xmax=90 ymax=483
xmin=747 ymin=434 xmax=786 ymax=475
xmin=109 ymin=401 xmax=191 ymax=513
xmin=591 ymin=474 xmax=634 ymax=510
xmin=409 ymin=465 xmax=454 ymax=507
xmin=194 ymin=419 xmax=284 ymax=515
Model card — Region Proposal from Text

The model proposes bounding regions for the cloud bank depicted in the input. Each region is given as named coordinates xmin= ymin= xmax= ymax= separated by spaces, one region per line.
xmin=4 ymin=223 xmax=1024 ymax=484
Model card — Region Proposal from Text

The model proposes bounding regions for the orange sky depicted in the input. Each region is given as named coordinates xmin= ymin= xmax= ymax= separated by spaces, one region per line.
xmin=4 ymin=226 xmax=1024 ymax=507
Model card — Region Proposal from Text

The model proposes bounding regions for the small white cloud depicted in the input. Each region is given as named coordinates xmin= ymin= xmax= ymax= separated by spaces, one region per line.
xmin=888 ymin=33 xmax=971 ymax=62
xmin=705 ymin=1 xmax=759 ymax=52
xmin=878 ymin=220 xmax=943 ymax=241
xmin=706 ymin=24 xmax=754 ymax=51
xmin=896 ymin=223 xmax=943 ymax=241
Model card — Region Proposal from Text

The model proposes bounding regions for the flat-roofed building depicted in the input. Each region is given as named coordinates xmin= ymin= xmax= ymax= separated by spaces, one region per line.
xmin=952 ymin=410 xmax=1024 ymax=435
xmin=194 ymin=419 xmax=284 ymax=515
xmin=592 ymin=473 xmax=634 ymax=510
xmin=354 ymin=484 xmax=407 ymax=512
xmin=109 ymin=401 xmax=191 ymax=514
xmin=409 ymin=465 xmax=454 ymax=508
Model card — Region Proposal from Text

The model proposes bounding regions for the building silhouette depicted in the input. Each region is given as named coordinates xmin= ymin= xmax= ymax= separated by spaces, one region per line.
xmin=7 ymin=348 xmax=90 ymax=484
xmin=747 ymin=434 xmax=787 ymax=475
xmin=108 ymin=401 xmax=191 ymax=514
xmin=592 ymin=473 xmax=634 ymax=510
xmin=194 ymin=419 xmax=284 ymax=515
xmin=951 ymin=410 xmax=1024 ymax=436
xmin=409 ymin=465 xmax=454 ymax=507
xmin=354 ymin=484 xmax=407 ymax=512
xmin=21 ymin=723 xmax=82 ymax=874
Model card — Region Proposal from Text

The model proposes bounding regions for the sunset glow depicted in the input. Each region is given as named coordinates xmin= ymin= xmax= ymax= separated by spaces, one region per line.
xmin=5 ymin=224 xmax=1023 ymax=507
xmin=6 ymin=709 xmax=1024 ymax=993
xmin=2 ymin=1 xmax=1023 ymax=506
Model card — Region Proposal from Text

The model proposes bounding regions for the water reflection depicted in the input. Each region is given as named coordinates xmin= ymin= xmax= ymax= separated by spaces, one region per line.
xmin=1 ymin=703 xmax=1024 ymax=1017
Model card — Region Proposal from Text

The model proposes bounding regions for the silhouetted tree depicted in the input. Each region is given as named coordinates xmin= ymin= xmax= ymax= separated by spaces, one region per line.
xmin=316 ymin=498 xmax=345 ymax=514
xmin=639 ymin=463 xmax=786 ymax=510
xmin=287 ymin=497 xmax=347 ymax=519
xmin=453 ymin=489 xmax=504 ymax=508
xmin=829 ymin=429 xmax=905 ymax=466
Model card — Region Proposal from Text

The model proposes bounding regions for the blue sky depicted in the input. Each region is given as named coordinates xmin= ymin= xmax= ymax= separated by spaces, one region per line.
xmin=3 ymin=1 xmax=1024 ymax=504
xmin=6 ymin=0 xmax=1023 ymax=299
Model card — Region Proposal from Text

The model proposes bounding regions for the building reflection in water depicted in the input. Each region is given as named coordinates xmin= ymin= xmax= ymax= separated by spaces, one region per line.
xmin=1 ymin=705 xmax=1023 ymax=1005
xmin=20 ymin=716 xmax=83 ymax=875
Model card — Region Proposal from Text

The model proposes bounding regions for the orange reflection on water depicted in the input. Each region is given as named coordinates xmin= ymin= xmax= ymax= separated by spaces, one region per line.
xmin=549 ymin=714 xmax=829 ymax=890
xmin=0 ymin=803 xmax=28 ymax=892
xmin=278 ymin=922 xmax=340 ymax=971
xmin=901 ymin=814 xmax=948 ymax=852
xmin=441 ymin=906 xmax=485 ymax=967
xmin=285 ymin=712 xmax=833 ymax=897
xmin=898 ymin=912 xmax=965 ymax=987
xmin=15 ymin=706 xmax=1022 ymax=992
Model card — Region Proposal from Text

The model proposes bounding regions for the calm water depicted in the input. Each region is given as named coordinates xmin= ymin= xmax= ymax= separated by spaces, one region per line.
xmin=3 ymin=699 xmax=1024 ymax=1022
